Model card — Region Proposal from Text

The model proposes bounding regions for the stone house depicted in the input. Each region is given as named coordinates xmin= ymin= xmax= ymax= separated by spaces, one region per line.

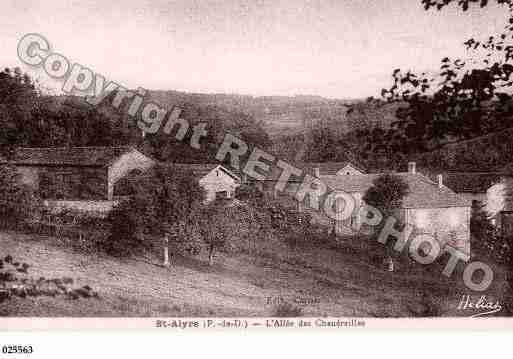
xmin=485 ymin=176 xmax=513 ymax=234
xmin=1 ymin=146 xmax=155 ymax=211
xmin=423 ymin=170 xmax=513 ymax=235
xmin=306 ymin=161 xmax=367 ymax=177
xmin=167 ymin=163 xmax=241 ymax=203
xmin=251 ymin=161 xmax=366 ymax=204
xmin=422 ymin=170 xmax=500 ymax=205
xmin=3 ymin=145 xmax=243 ymax=210
xmin=321 ymin=162 xmax=471 ymax=254
xmin=247 ymin=161 xmax=368 ymax=227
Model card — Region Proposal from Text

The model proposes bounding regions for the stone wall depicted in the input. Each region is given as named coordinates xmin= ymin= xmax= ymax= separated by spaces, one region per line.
xmin=17 ymin=165 xmax=108 ymax=200
xmin=404 ymin=206 xmax=470 ymax=255
xmin=199 ymin=167 xmax=239 ymax=203
xmin=44 ymin=199 xmax=118 ymax=217
xmin=107 ymin=149 xmax=155 ymax=200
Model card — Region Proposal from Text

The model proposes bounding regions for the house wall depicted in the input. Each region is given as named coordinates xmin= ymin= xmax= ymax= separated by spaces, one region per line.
xmin=403 ymin=206 xmax=470 ymax=255
xmin=458 ymin=192 xmax=487 ymax=205
xmin=108 ymin=150 xmax=155 ymax=200
xmin=258 ymin=180 xmax=363 ymax=232
xmin=16 ymin=165 xmax=108 ymax=200
xmin=332 ymin=192 xmax=363 ymax=235
xmin=199 ymin=167 xmax=239 ymax=203
xmin=44 ymin=199 xmax=118 ymax=217
xmin=335 ymin=165 xmax=365 ymax=176
xmin=485 ymin=178 xmax=513 ymax=232
xmin=17 ymin=166 xmax=39 ymax=188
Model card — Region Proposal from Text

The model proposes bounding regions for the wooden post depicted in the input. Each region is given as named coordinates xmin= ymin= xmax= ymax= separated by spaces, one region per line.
xmin=208 ymin=244 xmax=214 ymax=266
xmin=386 ymin=256 xmax=394 ymax=272
xmin=163 ymin=234 xmax=170 ymax=267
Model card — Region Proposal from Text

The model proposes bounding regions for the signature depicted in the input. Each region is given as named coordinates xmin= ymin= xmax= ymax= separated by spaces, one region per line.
xmin=457 ymin=295 xmax=502 ymax=317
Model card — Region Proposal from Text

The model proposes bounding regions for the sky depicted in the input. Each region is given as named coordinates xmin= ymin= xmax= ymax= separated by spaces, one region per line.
xmin=0 ymin=0 xmax=508 ymax=98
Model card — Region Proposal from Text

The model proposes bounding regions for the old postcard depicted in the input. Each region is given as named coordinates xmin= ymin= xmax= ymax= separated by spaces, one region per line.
xmin=0 ymin=0 xmax=512 ymax=332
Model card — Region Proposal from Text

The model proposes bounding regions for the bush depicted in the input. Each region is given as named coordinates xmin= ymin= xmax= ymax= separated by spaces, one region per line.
xmin=470 ymin=201 xmax=512 ymax=264
xmin=0 ymin=254 xmax=98 ymax=304
xmin=408 ymin=290 xmax=443 ymax=317
xmin=0 ymin=165 xmax=41 ymax=229
xmin=103 ymin=199 xmax=145 ymax=257
xmin=273 ymin=302 xmax=303 ymax=317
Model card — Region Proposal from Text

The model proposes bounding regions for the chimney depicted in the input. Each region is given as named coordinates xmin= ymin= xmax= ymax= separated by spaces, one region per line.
xmin=408 ymin=161 xmax=416 ymax=174
xmin=314 ymin=167 xmax=320 ymax=178
xmin=437 ymin=174 xmax=443 ymax=189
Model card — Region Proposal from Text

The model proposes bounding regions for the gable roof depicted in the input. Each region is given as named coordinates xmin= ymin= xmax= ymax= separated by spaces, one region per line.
xmin=165 ymin=163 xmax=241 ymax=181
xmin=321 ymin=172 xmax=470 ymax=209
xmin=436 ymin=172 xmax=503 ymax=194
xmin=305 ymin=161 xmax=366 ymax=175
xmin=1 ymin=146 xmax=147 ymax=167
xmin=249 ymin=161 xmax=367 ymax=182
xmin=416 ymin=167 xmax=511 ymax=194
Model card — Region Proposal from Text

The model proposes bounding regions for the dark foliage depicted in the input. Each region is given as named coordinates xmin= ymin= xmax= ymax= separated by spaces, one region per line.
xmin=0 ymin=254 xmax=98 ymax=305
xmin=273 ymin=301 xmax=303 ymax=317
xmin=363 ymin=174 xmax=409 ymax=218
xmin=103 ymin=199 xmax=145 ymax=257
xmin=0 ymin=165 xmax=40 ymax=229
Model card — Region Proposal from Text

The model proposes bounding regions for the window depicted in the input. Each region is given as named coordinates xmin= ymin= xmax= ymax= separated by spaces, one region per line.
xmin=501 ymin=212 xmax=513 ymax=235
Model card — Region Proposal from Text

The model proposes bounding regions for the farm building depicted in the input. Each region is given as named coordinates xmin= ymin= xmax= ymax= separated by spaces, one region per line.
xmin=421 ymin=169 xmax=513 ymax=235
xmin=322 ymin=162 xmax=471 ymax=254
xmin=164 ymin=163 xmax=241 ymax=203
xmin=1 ymin=146 xmax=155 ymax=212
xmin=1 ymin=145 xmax=244 ymax=210
xmin=305 ymin=161 xmax=367 ymax=177
xmin=485 ymin=176 xmax=513 ymax=234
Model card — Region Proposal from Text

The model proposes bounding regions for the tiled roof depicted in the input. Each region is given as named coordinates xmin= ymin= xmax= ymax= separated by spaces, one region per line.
xmin=257 ymin=161 xmax=305 ymax=182
xmin=417 ymin=167 xmax=512 ymax=194
xmin=435 ymin=172 xmax=503 ymax=194
xmin=2 ymin=146 xmax=139 ymax=167
xmin=163 ymin=163 xmax=218 ymax=177
xmin=164 ymin=163 xmax=241 ymax=181
xmin=321 ymin=172 xmax=470 ymax=209
xmin=305 ymin=161 xmax=366 ymax=175
xmin=253 ymin=161 xmax=366 ymax=181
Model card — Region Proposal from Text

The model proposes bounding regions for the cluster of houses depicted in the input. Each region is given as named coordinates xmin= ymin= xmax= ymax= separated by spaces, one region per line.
xmin=2 ymin=145 xmax=513 ymax=256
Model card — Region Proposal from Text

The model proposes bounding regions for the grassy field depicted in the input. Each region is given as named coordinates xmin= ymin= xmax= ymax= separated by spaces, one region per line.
xmin=1 ymin=230 xmax=511 ymax=317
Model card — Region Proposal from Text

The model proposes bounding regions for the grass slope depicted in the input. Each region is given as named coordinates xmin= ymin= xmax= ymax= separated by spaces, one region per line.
xmin=1 ymin=231 xmax=510 ymax=317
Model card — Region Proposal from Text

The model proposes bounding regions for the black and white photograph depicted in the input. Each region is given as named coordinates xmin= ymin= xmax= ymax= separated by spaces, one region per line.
xmin=0 ymin=0 xmax=512 ymax=331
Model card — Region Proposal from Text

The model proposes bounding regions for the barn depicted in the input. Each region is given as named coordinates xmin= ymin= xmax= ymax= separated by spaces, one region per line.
xmin=1 ymin=146 xmax=155 ymax=203
xmin=322 ymin=162 xmax=471 ymax=254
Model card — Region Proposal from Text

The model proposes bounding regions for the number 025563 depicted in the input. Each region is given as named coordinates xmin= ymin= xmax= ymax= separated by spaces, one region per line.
xmin=1 ymin=345 xmax=33 ymax=354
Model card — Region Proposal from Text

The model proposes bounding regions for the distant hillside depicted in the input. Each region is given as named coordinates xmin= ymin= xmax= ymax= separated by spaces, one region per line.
xmin=413 ymin=127 xmax=513 ymax=172
xmin=146 ymin=90 xmax=403 ymax=141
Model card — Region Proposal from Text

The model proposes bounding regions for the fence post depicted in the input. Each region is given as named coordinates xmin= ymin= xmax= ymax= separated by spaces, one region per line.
xmin=163 ymin=234 xmax=170 ymax=267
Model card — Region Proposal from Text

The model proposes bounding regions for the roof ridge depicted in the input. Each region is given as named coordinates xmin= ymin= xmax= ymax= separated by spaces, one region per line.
xmin=17 ymin=145 xmax=134 ymax=150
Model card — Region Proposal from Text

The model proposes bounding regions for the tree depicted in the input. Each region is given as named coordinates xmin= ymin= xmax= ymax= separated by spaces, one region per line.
xmin=104 ymin=198 xmax=143 ymax=256
xmin=131 ymin=165 xmax=205 ymax=264
xmin=470 ymin=200 xmax=513 ymax=264
xmin=381 ymin=1 xmax=513 ymax=169
xmin=379 ymin=0 xmax=513 ymax=274
xmin=235 ymin=183 xmax=265 ymax=205
xmin=198 ymin=199 xmax=269 ymax=265
xmin=363 ymin=174 xmax=409 ymax=219
xmin=363 ymin=174 xmax=409 ymax=271
xmin=198 ymin=202 xmax=229 ymax=266
xmin=0 ymin=165 xmax=39 ymax=228
xmin=0 ymin=68 xmax=40 ymax=152
xmin=470 ymin=200 xmax=497 ymax=242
